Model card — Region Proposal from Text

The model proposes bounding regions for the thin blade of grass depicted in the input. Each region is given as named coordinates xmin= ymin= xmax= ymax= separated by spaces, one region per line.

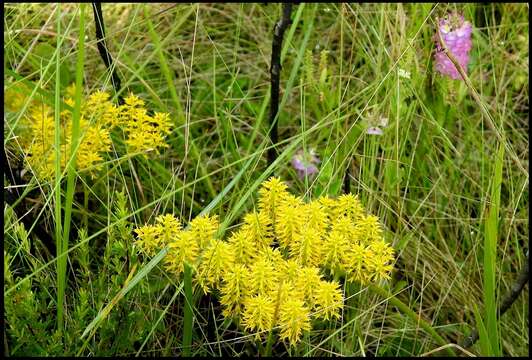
xmin=483 ymin=141 xmax=505 ymax=356
xmin=61 ymin=2 xmax=85 ymax=326
xmin=54 ymin=4 xmax=64 ymax=333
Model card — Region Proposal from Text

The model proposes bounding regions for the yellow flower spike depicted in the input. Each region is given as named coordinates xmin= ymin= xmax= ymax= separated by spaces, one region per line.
xmin=68 ymin=119 xmax=112 ymax=177
xmin=336 ymin=194 xmax=365 ymax=223
xmin=134 ymin=224 xmax=164 ymax=256
xmin=130 ymin=177 xmax=395 ymax=346
xmin=164 ymin=230 xmax=199 ymax=276
xmin=228 ymin=229 xmax=256 ymax=265
xmin=242 ymin=294 xmax=275 ymax=339
xmin=313 ymin=280 xmax=343 ymax=321
xmin=365 ymin=240 xmax=395 ymax=282
xmin=293 ymin=266 xmax=322 ymax=307
xmin=354 ymin=214 xmax=384 ymax=245
xmin=271 ymin=281 xmax=295 ymax=310
xmin=152 ymin=112 xmax=173 ymax=136
xmin=276 ymin=194 xmax=304 ymax=249
xmin=242 ymin=211 xmax=273 ymax=249
xmin=220 ymin=263 xmax=251 ymax=317
xmin=302 ymin=201 xmax=328 ymax=237
xmin=124 ymin=93 xmax=145 ymax=108
xmin=258 ymin=177 xmax=289 ymax=221
xmin=195 ymin=239 xmax=234 ymax=292
xmin=248 ymin=255 xmax=278 ymax=296
xmin=343 ymin=243 xmax=371 ymax=285
xmin=86 ymin=90 xmax=110 ymax=107
xmin=322 ymin=219 xmax=351 ymax=274
xmin=278 ymin=298 xmax=311 ymax=346
xmin=279 ymin=259 xmax=302 ymax=284
xmin=317 ymin=196 xmax=340 ymax=224
xmin=260 ymin=247 xmax=284 ymax=267
xmin=155 ymin=214 xmax=182 ymax=244
xmin=290 ymin=227 xmax=323 ymax=267
xmin=189 ymin=214 xmax=220 ymax=248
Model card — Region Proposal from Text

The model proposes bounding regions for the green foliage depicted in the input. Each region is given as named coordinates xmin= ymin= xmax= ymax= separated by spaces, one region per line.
xmin=3 ymin=3 xmax=528 ymax=357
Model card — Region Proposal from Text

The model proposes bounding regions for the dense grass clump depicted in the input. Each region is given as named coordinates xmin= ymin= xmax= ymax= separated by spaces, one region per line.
xmin=3 ymin=3 xmax=528 ymax=356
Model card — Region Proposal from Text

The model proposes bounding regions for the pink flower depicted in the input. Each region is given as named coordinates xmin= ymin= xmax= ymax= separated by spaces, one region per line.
xmin=434 ymin=12 xmax=473 ymax=80
xmin=291 ymin=149 xmax=320 ymax=180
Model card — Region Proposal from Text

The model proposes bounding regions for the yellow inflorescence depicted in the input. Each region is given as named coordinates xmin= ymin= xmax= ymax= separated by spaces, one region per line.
xmin=133 ymin=177 xmax=395 ymax=346
xmin=9 ymin=87 xmax=172 ymax=181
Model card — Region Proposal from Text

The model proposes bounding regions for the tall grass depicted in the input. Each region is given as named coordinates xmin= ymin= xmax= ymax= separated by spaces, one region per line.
xmin=3 ymin=3 xmax=528 ymax=356
xmin=482 ymin=142 xmax=505 ymax=356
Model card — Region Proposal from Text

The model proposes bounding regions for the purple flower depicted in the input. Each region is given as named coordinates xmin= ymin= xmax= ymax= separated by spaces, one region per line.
xmin=366 ymin=126 xmax=384 ymax=136
xmin=434 ymin=12 xmax=473 ymax=80
xmin=291 ymin=149 xmax=320 ymax=180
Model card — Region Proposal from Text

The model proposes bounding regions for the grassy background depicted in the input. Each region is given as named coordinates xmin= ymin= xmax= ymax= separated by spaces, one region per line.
xmin=3 ymin=3 xmax=528 ymax=356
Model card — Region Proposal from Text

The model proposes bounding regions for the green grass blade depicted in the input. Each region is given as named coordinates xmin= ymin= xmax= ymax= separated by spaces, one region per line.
xmin=60 ymin=3 xmax=85 ymax=333
xmin=54 ymin=4 xmax=64 ymax=333
xmin=483 ymin=141 xmax=505 ymax=356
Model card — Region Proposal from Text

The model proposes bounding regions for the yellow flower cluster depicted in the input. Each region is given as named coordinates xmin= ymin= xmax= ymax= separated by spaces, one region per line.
xmin=134 ymin=177 xmax=395 ymax=346
xmin=9 ymin=86 xmax=172 ymax=180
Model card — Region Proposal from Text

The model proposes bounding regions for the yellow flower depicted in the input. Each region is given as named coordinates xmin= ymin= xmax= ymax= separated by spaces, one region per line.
xmin=290 ymin=227 xmax=323 ymax=267
xmin=258 ymin=176 xmax=289 ymax=222
xmin=279 ymin=298 xmax=311 ymax=346
xmin=241 ymin=211 xmax=273 ymax=250
xmin=343 ymin=243 xmax=372 ymax=285
xmin=279 ymin=258 xmax=302 ymax=285
xmin=248 ymin=255 xmax=278 ymax=296
xmin=134 ymin=224 xmax=163 ymax=256
xmin=301 ymin=201 xmax=328 ymax=237
xmin=155 ymin=214 xmax=182 ymax=244
xmin=164 ymin=230 xmax=199 ymax=276
xmin=336 ymin=194 xmax=365 ymax=222
xmin=366 ymin=240 xmax=395 ymax=282
xmin=276 ymin=194 xmax=304 ymax=249
xmin=189 ymin=214 xmax=219 ymax=249
xmin=242 ymin=294 xmax=275 ymax=338
xmin=293 ymin=266 xmax=322 ymax=307
xmin=313 ymin=280 xmax=343 ymax=321
xmin=220 ymin=263 xmax=251 ymax=317
xmin=321 ymin=217 xmax=353 ymax=274
xmin=196 ymin=239 xmax=234 ymax=292
xmin=355 ymin=214 xmax=384 ymax=245
xmin=119 ymin=94 xmax=172 ymax=155
xmin=227 ymin=229 xmax=256 ymax=265
xmin=132 ymin=177 xmax=395 ymax=347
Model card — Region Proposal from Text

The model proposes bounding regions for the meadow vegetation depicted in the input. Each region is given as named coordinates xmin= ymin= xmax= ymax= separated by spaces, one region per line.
xmin=3 ymin=3 xmax=528 ymax=356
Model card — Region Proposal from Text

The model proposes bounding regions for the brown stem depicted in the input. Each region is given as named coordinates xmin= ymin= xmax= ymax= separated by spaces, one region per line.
xmin=267 ymin=4 xmax=293 ymax=167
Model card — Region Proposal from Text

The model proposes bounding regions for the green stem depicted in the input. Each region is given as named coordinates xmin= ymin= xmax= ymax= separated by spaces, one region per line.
xmin=182 ymin=263 xmax=194 ymax=356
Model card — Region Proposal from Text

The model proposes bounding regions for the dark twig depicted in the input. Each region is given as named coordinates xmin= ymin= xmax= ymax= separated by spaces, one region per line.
xmin=342 ymin=167 xmax=350 ymax=194
xmin=267 ymin=3 xmax=293 ymax=166
xmin=92 ymin=3 xmax=123 ymax=103
xmin=460 ymin=254 xmax=529 ymax=349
